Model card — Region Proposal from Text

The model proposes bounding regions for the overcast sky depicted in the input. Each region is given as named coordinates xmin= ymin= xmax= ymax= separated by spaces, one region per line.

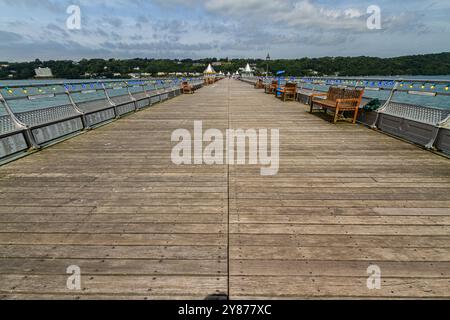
xmin=0 ymin=0 xmax=449 ymax=61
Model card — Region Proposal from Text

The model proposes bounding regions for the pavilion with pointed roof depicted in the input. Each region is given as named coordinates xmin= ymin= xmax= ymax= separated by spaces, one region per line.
xmin=203 ymin=63 xmax=217 ymax=85
xmin=241 ymin=63 xmax=254 ymax=78
xmin=203 ymin=63 xmax=216 ymax=75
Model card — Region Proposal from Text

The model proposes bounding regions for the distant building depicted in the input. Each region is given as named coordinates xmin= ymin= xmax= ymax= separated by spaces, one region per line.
xmin=34 ymin=67 xmax=53 ymax=78
xmin=240 ymin=63 xmax=254 ymax=78
xmin=212 ymin=62 xmax=222 ymax=67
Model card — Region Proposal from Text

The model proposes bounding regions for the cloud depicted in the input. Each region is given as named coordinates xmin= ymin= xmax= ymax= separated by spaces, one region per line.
xmin=1 ymin=0 xmax=66 ymax=13
xmin=0 ymin=0 xmax=448 ymax=60
xmin=0 ymin=30 xmax=23 ymax=42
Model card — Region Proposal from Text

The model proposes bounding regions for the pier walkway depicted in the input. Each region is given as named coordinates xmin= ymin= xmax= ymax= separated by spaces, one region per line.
xmin=0 ymin=79 xmax=449 ymax=299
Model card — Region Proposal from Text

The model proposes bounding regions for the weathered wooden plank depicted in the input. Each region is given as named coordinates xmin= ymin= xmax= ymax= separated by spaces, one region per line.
xmin=230 ymin=260 xmax=450 ymax=277
xmin=230 ymin=215 xmax=450 ymax=225
xmin=0 ymin=245 xmax=226 ymax=260
xmin=229 ymin=224 xmax=450 ymax=236
xmin=0 ymin=213 xmax=226 ymax=223
xmin=0 ymin=233 xmax=226 ymax=246
xmin=231 ymin=246 xmax=450 ymax=261
xmin=0 ymin=258 xmax=226 ymax=276
xmin=0 ymin=223 xmax=225 ymax=234
xmin=0 ymin=206 xmax=226 ymax=215
xmin=0 ymin=275 xmax=227 ymax=297
xmin=230 ymin=234 xmax=450 ymax=248
xmin=230 ymin=276 xmax=450 ymax=298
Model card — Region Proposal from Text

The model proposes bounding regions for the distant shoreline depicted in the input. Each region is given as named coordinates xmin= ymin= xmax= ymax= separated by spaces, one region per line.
xmin=1 ymin=52 xmax=449 ymax=80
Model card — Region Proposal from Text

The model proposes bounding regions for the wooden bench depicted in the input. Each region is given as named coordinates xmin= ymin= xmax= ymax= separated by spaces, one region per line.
xmin=254 ymin=79 xmax=265 ymax=89
xmin=310 ymin=87 xmax=364 ymax=124
xmin=265 ymin=80 xmax=278 ymax=94
xmin=277 ymin=82 xmax=297 ymax=102
xmin=181 ymin=81 xmax=194 ymax=94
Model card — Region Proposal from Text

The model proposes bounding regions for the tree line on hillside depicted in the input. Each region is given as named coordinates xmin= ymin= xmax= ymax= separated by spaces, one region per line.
xmin=1 ymin=52 xmax=449 ymax=80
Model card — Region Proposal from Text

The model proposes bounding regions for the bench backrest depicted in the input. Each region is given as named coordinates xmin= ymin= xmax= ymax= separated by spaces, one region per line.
xmin=285 ymin=82 xmax=297 ymax=92
xmin=326 ymin=87 xmax=346 ymax=101
xmin=343 ymin=88 xmax=365 ymax=106
xmin=269 ymin=80 xmax=278 ymax=88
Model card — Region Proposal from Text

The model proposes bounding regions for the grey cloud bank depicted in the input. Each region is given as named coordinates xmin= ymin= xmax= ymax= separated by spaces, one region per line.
xmin=0 ymin=0 xmax=448 ymax=61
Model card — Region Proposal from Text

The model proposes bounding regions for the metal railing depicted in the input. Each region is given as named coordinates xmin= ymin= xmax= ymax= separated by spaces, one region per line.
xmin=242 ymin=76 xmax=450 ymax=154
xmin=0 ymin=77 xmax=204 ymax=163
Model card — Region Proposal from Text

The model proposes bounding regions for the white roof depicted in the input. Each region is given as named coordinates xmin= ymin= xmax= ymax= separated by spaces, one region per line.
xmin=204 ymin=64 xmax=216 ymax=74
xmin=244 ymin=63 xmax=252 ymax=72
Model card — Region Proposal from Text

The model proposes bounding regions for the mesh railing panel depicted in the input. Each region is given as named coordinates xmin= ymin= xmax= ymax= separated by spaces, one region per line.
xmin=0 ymin=115 xmax=18 ymax=135
xmin=77 ymin=99 xmax=112 ymax=114
xmin=111 ymin=94 xmax=133 ymax=105
xmin=383 ymin=102 xmax=450 ymax=125
xmin=15 ymin=104 xmax=79 ymax=128
xmin=133 ymin=92 xmax=148 ymax=100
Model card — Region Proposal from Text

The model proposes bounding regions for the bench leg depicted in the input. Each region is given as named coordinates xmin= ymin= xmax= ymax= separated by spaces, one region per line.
xmin=352 ymin=108 xmax=359 ymax=124
xmin=333 ymin=107 xmax=339 ymax=124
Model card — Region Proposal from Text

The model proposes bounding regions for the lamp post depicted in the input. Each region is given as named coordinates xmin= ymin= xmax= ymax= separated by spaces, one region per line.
xmin=266 ymin=53 xmax=270 ymax=78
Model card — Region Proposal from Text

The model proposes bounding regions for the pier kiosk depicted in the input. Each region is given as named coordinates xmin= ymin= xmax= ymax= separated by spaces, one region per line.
xmin=203 ymin=64 xmax=217 ymax=85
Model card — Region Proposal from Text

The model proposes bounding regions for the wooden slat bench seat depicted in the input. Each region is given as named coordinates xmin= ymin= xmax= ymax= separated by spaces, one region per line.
xmin=310 ymin=87 xmax=365 ymax=124
xmin=265 ymin=80 xmax=278 ymax=94
xmin=254 ymin=79 xmax=265 ymax=89
xmin=181 ymin=81 xmax=194 ymax=94
xmin=277 ymin=82 xmax=297 ymax=102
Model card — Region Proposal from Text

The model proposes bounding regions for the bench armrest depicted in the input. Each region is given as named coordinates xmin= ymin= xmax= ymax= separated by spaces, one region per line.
xmin=311 ymin=93 xmax=328 ymax=99
xmin=336 ymin=98 xmax=360 ymax=107
xmin=336 ymin=98 xmax=359 ymax=103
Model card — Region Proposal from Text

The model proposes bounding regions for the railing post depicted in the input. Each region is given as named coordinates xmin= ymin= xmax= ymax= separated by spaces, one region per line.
xmin=65 ymin=87 xmax=87 ymax=129
xmin=125 ymin=81 xmax=138 ymax=111
xmin=0 ymin=92 xmax=27 ymax=130
xmin=0 ymin=92 xmax=39 ymax=149
xmin=370 ymin=81 xmax=399 ymax=129
xmin=425 ymin=115 xmax=450 ymax=150
xmin=101 ymin=83 xmax=118 ymax=118
xmin=142 ymin=82 xmax=150 ymax=98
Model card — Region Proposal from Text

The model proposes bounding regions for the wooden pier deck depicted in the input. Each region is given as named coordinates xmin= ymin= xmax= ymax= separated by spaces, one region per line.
xmin=0 ymin=79 xmax=449 ymax=299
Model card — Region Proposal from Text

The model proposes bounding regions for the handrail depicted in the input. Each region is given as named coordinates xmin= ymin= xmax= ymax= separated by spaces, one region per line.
xmin=0 ymin=92 xmax=28 ymax=130
xmin=0 ymin=77 xmax=201 ymax=89
xmin=244 ymin=76 xmax=450 ymax=97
